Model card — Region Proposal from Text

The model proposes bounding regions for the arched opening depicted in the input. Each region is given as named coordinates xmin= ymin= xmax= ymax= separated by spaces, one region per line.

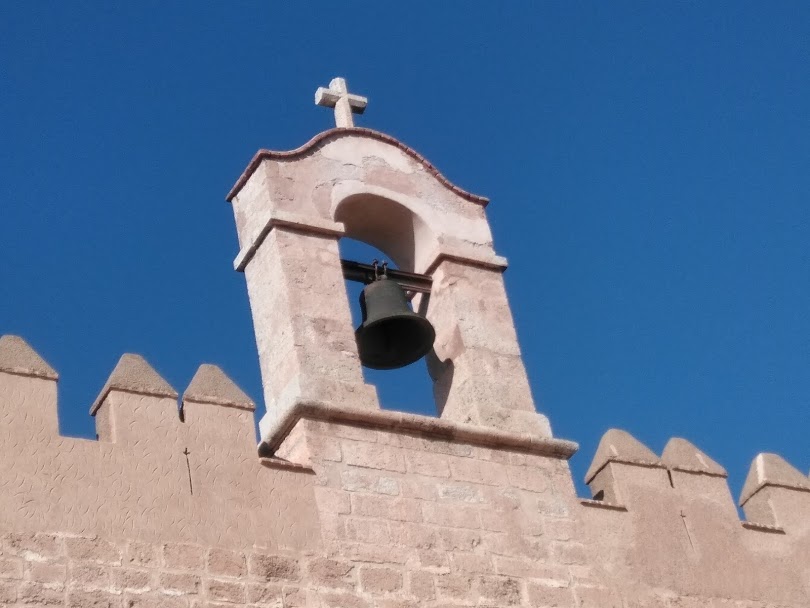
xmin=334 ymin=192 xmax=437 ymax=273
xmin=335 ymin=192 xmax=439 ymax=416
xmin=339 ymin=238 xmax=437 ymax=417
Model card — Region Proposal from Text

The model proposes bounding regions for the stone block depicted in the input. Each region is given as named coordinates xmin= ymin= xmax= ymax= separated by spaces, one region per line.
xmin=67 ymin=589 xmax=119 ymax=608
xmin=249 ymin=553 xmax=300 ymax=582
xmin=436 ymin=572 xmax=478 ymax=602
xmin=484 ymin=532 xmax=546 ymax=561
xmin=17 ymin=581 xmax=64 ymax=605
xmin=574 ymin=585 xmax=623 ymax=607
xmin=436 ymin=527 xmax=482 ymax=552
xmin=315 ymin=487 xmax=352 ymax=515
xmin=306 ymin=558 xmax=355 ymax=589
xmin=494 ymin=557 xmax=569 ymax=584
xmin=387 ymin=522 xmax=438 ymax=550
xmin=526 ymin=582 xmax=576 ymax=607
xmin=0 ymin=557 xmax=23 ymax=580
xmin=422 ymin=502 xmax=481 ymax=529
xmin=360 ymin=566 xmax=403 ymax=594
xmin=479 ymin=574 xmax=522 ymax=605
xmin=448 ymin=456 xmax=506 ymax=486
xmin=206 ymin=548 xmax=245 ymax=578
xmin=437 ymin=483 xmax=484 ymax=503
xmin=159 ymin=572 xmax=201 ymax=595
xmin=65 ymin=536 xmax=121 ymax=565
xmin=449 ymin=551 xmax=491 ymax=574
xmin=335 ymin=543 xmax=408 ymax=565
xmin=506 ymin=464 xmax=551 ymax=493
xmin=26 ymin=561 xmax=66 ymax=587
xmin=205 ymin=578 xmax=245 ymax=603
xmin=315 ymin=590 xmax=371 ymax=608
xmin=126 ymin=542 xmax=160 ymax=568
xmin=341 ymin=469 xmax=400 ymax=495
xmin=407 ymin=570 xmax=435 ymax=601
xmin=0 ymin=580 xmax=16 ymax=604
xmin=350 ymin=494 xmax=422 ymax=522
xmin=550 ymin=541 xmax=588 ymax=565
xmin=246 ymin=582 xmax=284 ymax=605
xmin=162 ymin=544 xmax=206 ymax=572
xmin=345 ymin=518 xmax=391 ymax=544
xmin=342 ymin=442 xmax=406 ymax=473
xmin=5 ymin=532 xmax=63 ymax=560
xmin=405 ymin=450 xmax=451 ymax=478
xmin=114 ymin=568 xmax=152 ymax=592
xmin=124 ymin=593 xmax=190 ymax=608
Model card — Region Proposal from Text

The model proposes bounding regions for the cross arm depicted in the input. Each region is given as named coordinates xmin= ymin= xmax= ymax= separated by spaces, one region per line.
xmin=315 ymin=87 xmax=341 ymax=108
xmin=346 ymin=94 xmax=368 ymax=113
xmin=315 ymin=88 xmax=368 ymax=112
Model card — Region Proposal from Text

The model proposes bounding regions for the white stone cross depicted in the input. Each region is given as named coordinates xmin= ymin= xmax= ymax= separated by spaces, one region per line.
xmin=315 ymin=77 xmax=368 ymax=128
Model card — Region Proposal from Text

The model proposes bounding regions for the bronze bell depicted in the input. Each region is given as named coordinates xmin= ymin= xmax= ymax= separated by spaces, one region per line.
xmin=355 ymin=276 xmax=436 ymax=369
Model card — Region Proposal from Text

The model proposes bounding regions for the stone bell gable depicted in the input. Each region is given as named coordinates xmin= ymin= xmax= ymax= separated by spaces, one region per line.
xmin=0 ymin=78 xmax=808 ymax=607
xmin=226 ymin=124 xmax=551 ymax=444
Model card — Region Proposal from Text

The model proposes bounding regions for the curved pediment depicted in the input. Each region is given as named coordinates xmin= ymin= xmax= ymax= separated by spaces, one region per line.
xmin=226 ymin=127 xmax=489 ymax=206
xmin=226 ymin=127 xmax=502 ymax=275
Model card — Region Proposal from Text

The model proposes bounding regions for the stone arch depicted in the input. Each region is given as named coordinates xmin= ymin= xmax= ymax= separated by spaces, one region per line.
xmin=332 ymin=189 xmax=438 ymax=274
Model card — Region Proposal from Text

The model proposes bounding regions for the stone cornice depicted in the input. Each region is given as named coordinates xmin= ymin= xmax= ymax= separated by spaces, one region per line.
xmin=262 ymin=401 xmax=578 ymax=460
xmin=233 ymin=210 xmax=345 ymax=272
xmin=226 ymin=128 xmax=490 ymax=206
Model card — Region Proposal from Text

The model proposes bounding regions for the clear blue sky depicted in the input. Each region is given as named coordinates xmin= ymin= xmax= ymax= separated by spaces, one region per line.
xmin=2 ymin=2 xmax=808 ymax=499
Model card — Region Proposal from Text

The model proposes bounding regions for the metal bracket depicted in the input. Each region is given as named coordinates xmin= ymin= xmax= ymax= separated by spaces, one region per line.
xmin=341 ymin=259 xmax=432 ymax=294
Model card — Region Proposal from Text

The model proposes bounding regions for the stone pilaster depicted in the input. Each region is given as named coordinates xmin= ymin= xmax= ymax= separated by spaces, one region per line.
xmin=240 ymin=223 xmax=379 ymax=444
xmin=425 ymin=258 xmax=551 ymax=437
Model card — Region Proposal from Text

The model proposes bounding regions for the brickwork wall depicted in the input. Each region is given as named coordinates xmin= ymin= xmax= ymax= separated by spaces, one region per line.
xmin=0 ymin=355 xmax=808 ymax=607
xmin=1 ymin=406 xmax=808 ymax=608
xmin=282 ymin=419 xmax=810 ymax=608
xmin=0 ymin=534 xmax=308 ymax=607
xmin=293 ymin=420 xmax=589 ymax=608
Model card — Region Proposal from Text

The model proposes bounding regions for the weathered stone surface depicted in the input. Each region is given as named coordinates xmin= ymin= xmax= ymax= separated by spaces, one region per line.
xmin=740 ymin=452 xmax=810 ymax=505
xmin=183 ymin=364 xmax=254 ymax=410
xmin=228 ymin=126 xmax=551 ymax=439
xmin=315 ymin=77 xmax=368 ymax=128
xmin=662 ymin=437 xmax=727 ymax=476
xmin=90 ymin=353 xmax=178 ymax=414
xmin=0 ymin=334 xmax=58 ymax=380
xmin=585 ymin=428 xmax=663 ymax=483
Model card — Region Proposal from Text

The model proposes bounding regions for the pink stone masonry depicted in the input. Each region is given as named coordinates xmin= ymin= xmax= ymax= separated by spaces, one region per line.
xmin=1 ymin=125 xmax=808 ymax=607
xmin=1 ymin=342 xmax=808 ymax=607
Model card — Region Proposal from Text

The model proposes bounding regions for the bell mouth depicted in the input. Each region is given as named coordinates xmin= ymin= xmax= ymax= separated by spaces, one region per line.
xmin=355 ymin=314 xmax=436 ymax=370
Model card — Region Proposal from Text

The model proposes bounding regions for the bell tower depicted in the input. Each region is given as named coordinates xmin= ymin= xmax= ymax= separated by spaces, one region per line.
xmin=226 ymin=77 xmax=553 ymax=450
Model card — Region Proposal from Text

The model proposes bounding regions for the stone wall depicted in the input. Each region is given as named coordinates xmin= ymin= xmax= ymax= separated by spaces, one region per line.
xmin=0 ymin=335 xmax=808 ymax=607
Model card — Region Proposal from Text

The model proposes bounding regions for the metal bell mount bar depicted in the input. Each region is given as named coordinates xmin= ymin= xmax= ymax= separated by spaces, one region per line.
xmin=341 ymin=259 xmax=433 ymax=294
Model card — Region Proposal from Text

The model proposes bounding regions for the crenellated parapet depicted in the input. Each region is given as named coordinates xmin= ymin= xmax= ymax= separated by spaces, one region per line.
xmin=0 ymin=335 xmax=320 ymax=552
xmin=0 ymin=334 xmax=808 ymax=606
xmin=740 ymin=452 xmax=810 ymax=533
xmin=0 ymin=335 xmax=60 ymax=438
xmin=89 ymin=353 xmax=180 ymax=445
xmin=579 ymin=428 xmax=810 ymax=604
xmin=582 ymin=428 xmax=810 ymax=527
